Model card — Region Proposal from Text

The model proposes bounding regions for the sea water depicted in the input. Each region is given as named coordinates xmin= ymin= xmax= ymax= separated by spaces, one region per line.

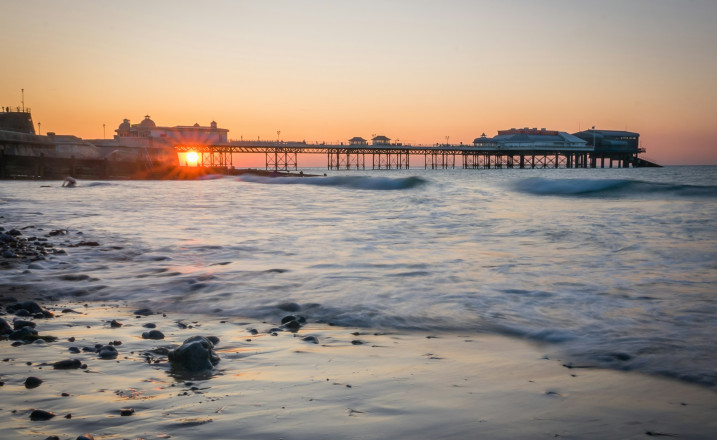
xmin=1 ymin=166 xmax=716 ymax=388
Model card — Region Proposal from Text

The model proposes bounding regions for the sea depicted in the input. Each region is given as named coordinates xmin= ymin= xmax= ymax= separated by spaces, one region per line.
xmin=2 ymin=166 xmax=716 ymax=389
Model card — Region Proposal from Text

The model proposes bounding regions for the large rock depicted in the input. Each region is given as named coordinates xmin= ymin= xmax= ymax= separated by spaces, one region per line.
xmin=168 ymin=336 xmax=220 ymax=372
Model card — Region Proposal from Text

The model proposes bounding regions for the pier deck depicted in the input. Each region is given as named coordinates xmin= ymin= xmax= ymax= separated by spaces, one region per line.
xmin=174 ymin=142 xmax=652 ymax=170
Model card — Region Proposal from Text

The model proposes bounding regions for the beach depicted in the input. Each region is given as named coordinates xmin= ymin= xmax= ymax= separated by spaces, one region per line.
xmin=2 ymin=291 xmax=717 ymax=440
xmin=1 ymin=168 xmax=716 ymax=438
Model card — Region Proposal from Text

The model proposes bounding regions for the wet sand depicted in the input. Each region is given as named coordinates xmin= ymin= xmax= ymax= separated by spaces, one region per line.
xmin=1 ymin=295 xmax=716 ymax=440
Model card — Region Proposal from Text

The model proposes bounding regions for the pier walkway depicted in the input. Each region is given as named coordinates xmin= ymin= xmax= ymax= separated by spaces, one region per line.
xmin=174 ymin=141 xmax=656 ymax=171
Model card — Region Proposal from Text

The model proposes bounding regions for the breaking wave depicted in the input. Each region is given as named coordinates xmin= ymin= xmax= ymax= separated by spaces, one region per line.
xmin=512 ymin=177 xmax=717 ymax=198
xmin=237 ymin=175 xmax=428 ymax=190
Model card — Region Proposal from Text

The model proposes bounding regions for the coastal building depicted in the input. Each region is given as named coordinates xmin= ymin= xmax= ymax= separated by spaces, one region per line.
xmin=572 ymin=129 xmax=639 ymax=152
xmin=472 ymin=128 xmax=588 ymax=150
xmin=372 ymin=135 xmax=391 ymax=146
xmin=572 ymin=129 xmax=646 ymax=168
xmin=348 ymin=136 xmax=367 ymax=146
xmin=115 ymin=115 xmax=229 ymax=146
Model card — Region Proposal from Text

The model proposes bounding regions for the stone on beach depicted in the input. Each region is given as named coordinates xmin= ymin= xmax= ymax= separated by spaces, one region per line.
xmin=24 ymin=376 xmax=43 ymax=388
xmin=53 ymin=359 xmax=82 ymax=369
xmin=0 ymin=317 xmax=12 ymax=334
xmin=29 ymin=409 xmax=56 ymax=421
xmin=97 ymin=345 xmax=118 ymax=359
xmin=168 ymin=336 xmax=220 ymax=371
xmin=9 ymin=326 xmax=38 ymax=340
xmin=6 ymin=300 xmax=53 ymax=318
xmin=142 ymin=330 xmax=165 ymax=340
xmin=13 ymin=319 xmax=37 ymax=330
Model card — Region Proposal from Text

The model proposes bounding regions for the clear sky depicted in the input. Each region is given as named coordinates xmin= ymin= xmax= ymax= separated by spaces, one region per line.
xmin=1 ymin=0 xmax=716 ymax=165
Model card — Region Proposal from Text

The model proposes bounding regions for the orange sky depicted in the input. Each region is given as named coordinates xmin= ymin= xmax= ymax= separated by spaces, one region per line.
xmin=2 ymin=0 xmax=716 ymax=165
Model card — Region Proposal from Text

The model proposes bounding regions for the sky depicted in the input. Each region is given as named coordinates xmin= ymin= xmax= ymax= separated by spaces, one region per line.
xmin=1 ymin=0 xmax=716 ymax=165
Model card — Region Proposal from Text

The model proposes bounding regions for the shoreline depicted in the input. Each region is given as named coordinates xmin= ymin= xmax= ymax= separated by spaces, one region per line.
xmin=2 ymin=213 xmax=717 ymax=439
xmin=1 ymin=292 xmax=716 ymax=439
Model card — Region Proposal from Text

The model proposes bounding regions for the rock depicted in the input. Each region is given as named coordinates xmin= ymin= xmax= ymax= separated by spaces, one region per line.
xmin=206 ymin=336 xmax=220 ymax=346
xmin=142 ymin=330 xmax=165 ymax=340
xmin=0 ymin=318 xmax=12 ymax=335
xmin=168 ymin=336 xmax=220 ymax=371
xmin=302 ymin=336 xmax=319 ymax=344
xmin=7 ymin=300 xmax=52 ymax=318
xmin=25 ymin=376 xmax=43 ymax=388
xmin=2 ymin=250 xmax=15 ymax=258
xmin=29 ymin=409 xmax=56 ymax=421
xmin=8 ymin=300 xmax=44 ymax=314
xmin=45 ymin=436 xmax=61 ymax=440
xmin=97 ymin=345 xmax=118 ymax=359
xmin=13 ymin=319 xmax=36 ymax=330
xmin=76 ymin=434 xmax=95 ymax=440
xmin=282 ymin=320 xmax=301 ymax=332
xmin=0 ymin=233 xmax=16 ymax=243
xmin=110 ymin=319 xmax=122 ymax=328
xmin=8 ymin=229 xmax=22 ymax=236
xmin=53 ymin=359 xmax=82 ymax=369
xmin=9 ymin=326 xmax=38 ymax=340
xmin=133 ymin=308 xmax=153 ymax=316
xmin=120 ymin=408 xmax=135 ymax=416
xmin=143 ymin=323 xmax=157 ymax=328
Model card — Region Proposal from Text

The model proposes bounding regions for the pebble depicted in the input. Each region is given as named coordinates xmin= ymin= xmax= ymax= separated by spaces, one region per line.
xmin=13 ymin=319 xmax=36 ymax=330
xmin=110 ymin=319 xmax=123 ymax=328
xmin=0 ymin=318 xmax=12 ymax=334
xmin=98 ymin=345 xmax=118 ymax=359
xmin=120 ymin=408 xmax=135 ymax=416
xmin=25 ymin=376 xmax=43 ymax=388
xmin=143 ymin=322 xmax=157 ymax=328
xmin=53 ymin=359 xmax=82 ymax=369
xmin=142 ymin=330 xmax=165 ymax=340
xmin=167 ymin=335 xmax=220 ymax=371
xmin=283 ymin=320 xmax=301 ymax=332
xmin=29 ymin=409 xmax=56 ymax=421
xmin=76 ymin=434 xmax=95 ymax=440
xmin=9 ymin=326 xmax=38 ymax=340
xmin=134 ymin=308 xmax=154 ymax=316
xmin=302 ymin=336 xmax=319 ymax=344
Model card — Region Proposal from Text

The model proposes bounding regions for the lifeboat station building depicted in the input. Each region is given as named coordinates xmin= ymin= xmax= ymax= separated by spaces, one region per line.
xmin=572 ymin=129 xmax=644 ymax=168
xmin=473 ymin=127 xmax=587 ymax=150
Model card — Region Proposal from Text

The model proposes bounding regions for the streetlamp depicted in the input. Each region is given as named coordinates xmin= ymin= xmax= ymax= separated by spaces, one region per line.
xmin=445 ymin=135 xmax=450 ymax=146
xmin=38 ymin=122 xmax=41 ymax=135
xmin=277 ymin=130 xmax=281 ymax=144
xmin=103 ymin=123 xmax=106 ymax=139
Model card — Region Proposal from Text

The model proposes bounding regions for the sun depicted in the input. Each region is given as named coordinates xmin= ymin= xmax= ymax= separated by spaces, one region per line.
xmin=186 ymin=151 xmax=199 ymax=165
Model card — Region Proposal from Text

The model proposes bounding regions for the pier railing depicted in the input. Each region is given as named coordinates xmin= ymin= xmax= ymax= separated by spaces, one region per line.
xmin=174 ymin=141 xmax=650 ymax=170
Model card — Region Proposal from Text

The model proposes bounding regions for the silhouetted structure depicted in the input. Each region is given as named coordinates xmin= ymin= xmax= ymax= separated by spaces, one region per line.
xmin=573 ymin=129 xmax=659 ymax=167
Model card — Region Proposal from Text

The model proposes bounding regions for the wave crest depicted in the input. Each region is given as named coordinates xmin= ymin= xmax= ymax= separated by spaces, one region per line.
xmin=238 ymin=175 xmax=428 ymax=190
xmin=512 ymin=177 xmax=717 ymax=198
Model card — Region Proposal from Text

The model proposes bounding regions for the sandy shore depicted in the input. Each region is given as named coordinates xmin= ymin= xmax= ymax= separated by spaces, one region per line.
xmin=1 ymin=292 xmax=716 ymax=440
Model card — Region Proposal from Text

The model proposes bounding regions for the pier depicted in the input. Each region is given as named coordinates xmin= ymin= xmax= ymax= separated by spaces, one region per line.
xmin=173 ymin=141 xmax=652 ymax=171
